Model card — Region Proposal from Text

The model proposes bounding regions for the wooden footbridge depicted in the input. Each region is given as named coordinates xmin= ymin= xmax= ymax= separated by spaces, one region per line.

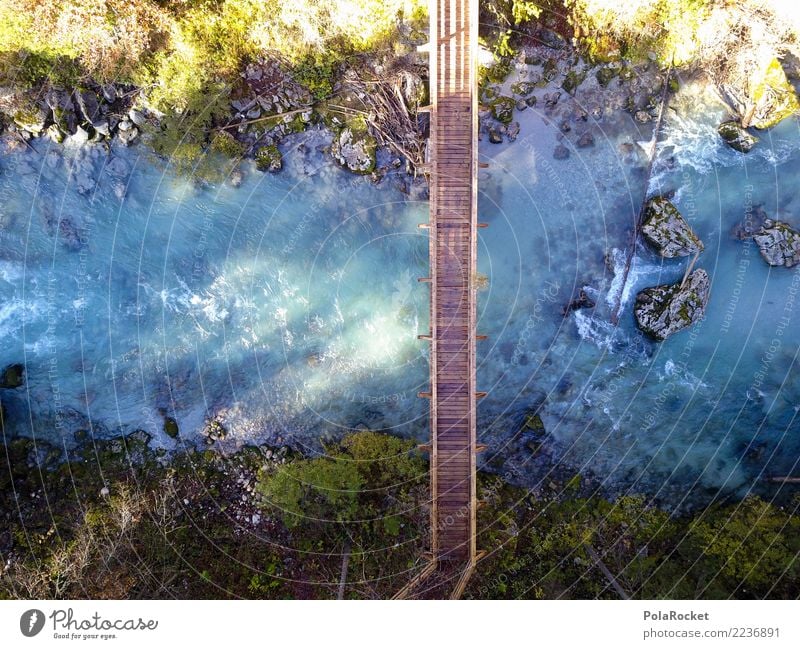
xmin=393 ymin=0 xmax=485 ymax=600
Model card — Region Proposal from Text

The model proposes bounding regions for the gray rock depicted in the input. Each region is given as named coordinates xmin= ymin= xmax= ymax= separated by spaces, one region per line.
xmin=330 ymin=126 xmax=376 ymax=173
xmin=231 ymin=97 xmax=256 ymax=112
xmin=93 ymin=120 xmax=110 ymax=137
xmin=488 ymin=127 xmax=503 ymax=144
xmin=117 ymin=118 xmax=133 ymax=131
xmin=246 ymin=106 xmax=261 ymax=120
xmin=515 ymin=99 xmax=527 ymax=111
xmin=641 ymin=196 xmax=704 ymax=257
xmin=506 ymin=121 xmax=520 ymax=141
xmin=718 ymin=120 xmax=758 ymax=153
xmin=553 ymin=144 xmax=570 ymax=160
xmin=101 ymin=84 xmax=117 ymax=103
xmin=117 ymin=126 xmax=139 ymax=146
xmin=752 ymin=219 xmax=800 ymax=267
xmin=576 ymin=131 xmax=594 ymax=148
xmin=128 ymin=109 xmax=146 ymax=127
xmin=74 ymin=89 xmax=100 ymax=122
xmin=635 ymin=269 xmax=710 ymax=341
xmin=634 ymin=110 xmax=652 ymax=123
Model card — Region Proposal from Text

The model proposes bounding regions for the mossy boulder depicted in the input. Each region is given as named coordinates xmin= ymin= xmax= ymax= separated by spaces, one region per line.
xmin=204 ymin=419 xmax=228 ymax=444
xmin=562 ymin=70 xmax=586 ymax=95
xmin=489 ymin=96 xmax=515 ymax=124
xmin=747 ymin=58 xmax=799 ymax=130
xmin=330 ymin=120 xmax=377 ymax=174
xmin=718 ymin=121 xmax=758 ymax=153
xmin=0 ymin=363 xmax=24 ymax=389
xmin=752 ymin=219 xmax=800 ymax=268
xmin=641 ymin=196 xmax=704 ymax=258
xmin=596 ymin=66 xmax=618 ymax=88
xmin=255 ymin=145 xmax=282 ymax=172
xmin=634 ymin=269 xmax=710 ymax=341
xmin=510 ymin=81 xmax=537 ymax=97
xmin=163 ymin=416 xmax=179 ymax=439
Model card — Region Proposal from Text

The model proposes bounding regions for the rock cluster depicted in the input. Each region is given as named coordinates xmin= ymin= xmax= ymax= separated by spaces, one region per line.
xmin=634 ymin=269 xmax=710 ymax=341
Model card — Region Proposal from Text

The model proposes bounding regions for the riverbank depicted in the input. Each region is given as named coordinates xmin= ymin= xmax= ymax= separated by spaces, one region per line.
xmin=1 ymin=431 xmax=798 ymax=599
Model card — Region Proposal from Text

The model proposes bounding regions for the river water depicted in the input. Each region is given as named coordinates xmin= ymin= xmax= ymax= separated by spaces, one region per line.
xmin=1 ymin=76 xmax=798 ymax=507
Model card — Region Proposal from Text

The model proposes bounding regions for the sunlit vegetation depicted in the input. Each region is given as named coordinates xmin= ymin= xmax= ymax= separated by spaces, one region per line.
xmin=2 ymin=430 xmax=798 ymax=600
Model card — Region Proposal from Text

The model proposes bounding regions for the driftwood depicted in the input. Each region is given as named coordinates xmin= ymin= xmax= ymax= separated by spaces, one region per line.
xmin=337 ymin=540 xmax=351 ymax=600
xmin=764 ymin=476 xmax=800 ymax=484
xmin=583 ymin=543 xmax=630 ymax=600
xmin=610 ymin=63 xmax=674 ymax=325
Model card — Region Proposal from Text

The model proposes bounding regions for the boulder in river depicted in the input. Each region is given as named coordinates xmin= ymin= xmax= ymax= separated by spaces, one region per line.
xmin=641 ymin=196 xmax=704 ymax=257
xmin=1 ymin=363 xmax=24 ymax=388
xmin=752 ymin=219 xmax=800 ymax=267
xmin=718 ymin=120 xmax=758 ymax=153
xmin=634 ymin=269 xmax=710 ymax=341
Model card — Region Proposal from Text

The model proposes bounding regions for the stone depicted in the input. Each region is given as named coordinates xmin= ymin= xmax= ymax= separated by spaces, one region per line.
xmin=128 ymin=109 xmax=146 ymax=128
xmin=515 ymin=99 xmax=527 ymax=111
xmin=576 ymin=131 xmax=594 ymax=148
xmin=641 ymin=196 xmax=704 ymax=257
xmin=562 ymin=289 xmax=595 ymax=314
xmin=255 ymin=145 xmax=282 ymax=172
xmin=231 ymin=97 xmax=256 ymax=112
xmin=553 ymin=144 xmax=570 ymax=160
xmin=718 ymin=120 xmax=758 ymax=153
xmin=510 ymin=81 xmax=537 ymax=97
xmin=101 ymin=84 xmax=117 ymax=103
xmin=117 ymin=118 xmax=133 ymax=131
xmin=752 ymin=219 xmax=800 ymax=267
xmin=525 ymin=95 xmax=538 ymax=108
xmin=204 ymin=419 xmax=228 ymax=442
xmin=93 ymin=120 xmax=110 ymax=137
xmin=163 ymin=416 xmax=179 ymax=439
xmin=0 ymin=363 xmax=24 ymax=388
xmin=74 ymin=89 xmax=100 ymax=122
xmin=596 ymin=66 xmax=618 ymax=88
xmin=562 ymin=69 xmax=586 ymax=95
xmin=634 ymin=269 xmax=710 ymax=341
xmin=13 ymin=105 xmax=47 ymax=135
xmin=748 ymin=58 xmax=800 ymax=129
xmin=46 ymin=124 xmax=65 ymax=143
xmin=487 ymin=127 xmax=503 ymax=144
xmin=489 ymin=96 xmax=515 ymax=124
xmin=246 ymin=106 xmax=261 ymax=120
xmin=634 ymin=110 xmax=652 ymax=123
xmin=330 ymin=124 xmax=376 ymax=174
xmin=117 ymin=126 xmax=139 ymax=146
xmin=506 ymin=121 xmax=520 ymax=141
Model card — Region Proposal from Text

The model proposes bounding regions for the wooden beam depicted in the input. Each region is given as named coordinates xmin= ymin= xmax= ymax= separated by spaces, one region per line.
xmin=418 ymin=223 xmax=431 ymax=229
xmin=476 ymin=334 xmax=487 ymax=340
xmin=417 ymin=334 xmax=432 ymax=341
xmin=475 ymin=443 xmax=487 ymax=453
xmin=475 ymin=391 xmax=487 ymax=399
xmin=418 ymin=443 xmax=432 ymax=453
xmin=417 ymin=391 xmax=432 ymax=399
xmin=418 ymin=277 xmax=432 ymax=283
xmin=477 ymin=222 xmax=489 ymax=228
